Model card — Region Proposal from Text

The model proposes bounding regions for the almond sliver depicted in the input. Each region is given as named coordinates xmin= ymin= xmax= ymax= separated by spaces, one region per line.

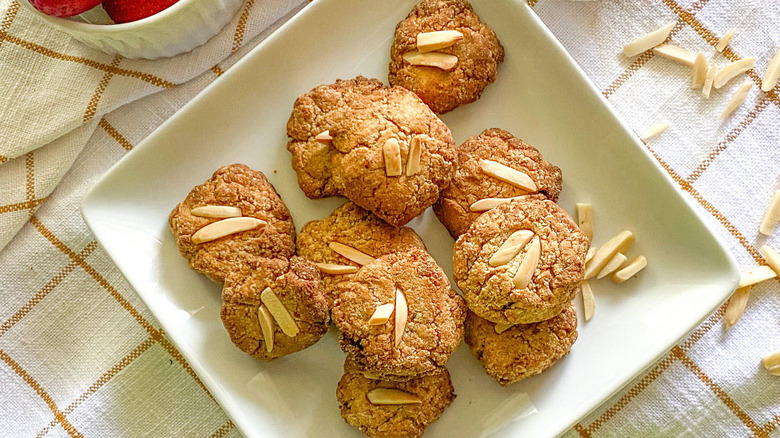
xmin=584 ymin=230 xmax=635 ymax=279
xmin=761 ymin=246 xmax=780 ymax=276
xmin=394 ymin=289 xmax=408 ymax=348
xmin=417 ymin=30 xmax=464 ymax=52
xmin=724 ymin=286 xmax=751 ymax=328
xmin=702 ymin=65 xmax=717 ymax=99
xmin=191 ymin=217 xmax=265 ymax=244
xmin=691 ymin=53 xmax=708 ymax=89
xmin=368 ymin=303 xmax=395 ymax=325
xmin=623 ymin=22 xmax=675 ymax=57
xmin=719 ymin=80 xmax=753 ymax=120
xmin=581 ymin=281 xmax=595 ymax=322
xmin=759 ymin=190 xmax=780 ymax=236
xmin=314 ymin=263 xmax=359 ymax=275
xmin=479 ymin=159 xmax=537 ymax=192
xmin=367 ymin=388 xmax=422 ymax=405
xmin=403 ymin=50 xmax=458 ymax=70
xmin=261 ymin=288 xmax=299 ymax=337
xmin=652 ymin=44 xmax=696 ymax=66
xmin=642 ymin=121 xmax=670 ymax=141
xmin=406 ymin=137 xmax=423 ymax=176
xmin=191 ymin=205 xmax=242 ymax=218
xmin=469 ymin=196 xmax=529 ymax=212
xmin=738 ymin=265 xmax=777 ymax=288
xmin=494 ymin=323 xmax=514 ymax=334
xmin=576 ymin=203 xmax=594 ymax=241
xmin=329 ymin=242 xmax=376 ymax=266
xmin=314 ymin=130 xmax=332 ymax=142
xmin=513 ymin=236 xmax=541 ymax=289
xmin=610 ymin=256 xmax=647 ymax=284
xmin=715 ymin=28 xmax=735 ymax=52
xmin=489 ymin=229 xmax=534 ymax=267
xmin=257 ymin=305 xmax=275 ymax=352
xmin=763 ymin=350 xmax=780 ymax=370
xmin=762 ymin=47 xmax=780 ymax=92
xmin=714 ymin=57 xmax=756 ymax=89
xmin=383 ymin=138 xmax=402 ymax=177
xmin=585 ymin=247 xmax=597 ymax=263
xmin=597 ymin=252 xmax=628 ymax=279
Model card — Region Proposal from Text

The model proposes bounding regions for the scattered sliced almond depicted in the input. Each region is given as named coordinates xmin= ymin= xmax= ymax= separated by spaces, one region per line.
xmin=416 ymin=30 xmax=464 ymax=52
xmin=576 ymin=203 xmax=594 ymax=241
xmin=724 ymin=286 xmax=751 ymax=328
xmin=394 ymin=290 xmax=408 ymax=348
xmin=403 ymin=50 xmax=458 ymax=70
xmin=719 ymin=80 xmax=753 ymax=120
xmin=597 ymin=252 xmax=628 ymax=279
xmin=363 ymin=372 xmax=381 ymax=380
xmin=691 ymin=53 xmax=708 ymax=89
xmin=642 ymin=121 xmax=670 ymax=141
xmin=329 ymin=242 xmax=376 ymax=266
xmin=479 ymin=159 xmax=537 ymax=192
xmin=761 ymin=246 xmax=780 ymax=276
xmin=469 ymin=196 xmax=529 ymax=212
xmin=623 ymin=22 xmax=675 ymax=58
xmin=513 ymin=236 xmax=541 ymax=289
xmin=759 ymin=190 xmax=780 ymax=236
xmin=770 ymin=367 xmax=780 ymax=376
xmin=191 ymin=205 xmax=242 ymax=218
xmin=191 ymin=217 xmax=265 ymax=244
xmin=489 ymin=229 xmax=535 ymax=267
xmin=406 ymin=137 xmax=423 ymax=176
xmin=261 ymin=288 xmax=299 ymax=337
xmin=763 ymin=350 xmax=780 ymax=370
xmin=762 ymin=47 xmax=780 ymax=92
xmin=368 ymin=303 xmax=395 ymax=325
xmin=610 ymin=256 xmax=648 ymax=284
xmin=714 ymin=57 xmax=756 ymax=89
xmin=257 ymin=305 xmax=275 ymax=352
xmin=383 ymin=138 xmax=403 ymax=177
xmin=314 ymin=130 xmax=332 ymax=142
xmin=584 ymin=230 xmax=635 ymax=280
xmin=367 ymin=388 xmax=422 ymax=405
xmin=702 ymin=65 xmax=717 ymax=99
xmin=652 ymin=44 xmax=696 ymax=66
xmin=494 ymin=323 xmax=514 ymax=334
xmin=313 ymin=263 xmax=359 ymax=275
xmin=738 ymin=265 xmax=777 ymax=288
xmin=581 ymin=281 xmax=595 ymax=322
xmin=715 ymin=28 xmax=735 ymax=52
xmin=585 ymin=247 xmax=597 ymax=263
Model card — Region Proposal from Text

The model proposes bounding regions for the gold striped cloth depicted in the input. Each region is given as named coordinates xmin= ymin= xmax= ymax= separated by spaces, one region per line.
xmin=0 ymin=0 xmax=778 ymax=436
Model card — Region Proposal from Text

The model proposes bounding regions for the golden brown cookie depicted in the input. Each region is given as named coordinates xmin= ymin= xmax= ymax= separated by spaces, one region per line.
xmin=337 ymin=358 xmax=456 ymax=438
xmin=332 ymin=248 xmax=467 ymax=380
xmin=168 ymin=164 xmax=296 ymax=282
xmin=296 ymin=202 xmax=426 ymax=308
xmin=388 ymin=0 xmax=504 ymax=114
xmin=220 ymin=257 xmax=329 ymax=360
xmin=433 ymin=128 xmax=562 ymax=238
xmin=286 ymin=76 xmax=456 ymax=226
xmin=453 ymin=198 xmax=588 ymax=324
xmin=464 ymin=304 xmax=578 ymax=385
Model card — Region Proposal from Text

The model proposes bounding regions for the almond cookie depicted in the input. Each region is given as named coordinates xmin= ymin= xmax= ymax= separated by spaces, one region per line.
xmin=286 ymin=76 xmax=456 ymax=226
xmin=220 ymin=257 xmax=329 ymax=360
xmin=464 ymin=304 xmax=578 ymax=385
xmin=453 ymin=198 xmax=588 ymax=324
xmin=388 ymin=0 xmax=504 ymax=114
xmin=433 ymin=128 xmax=562 ymax=238
xmin=296 ymin=202 xmax=427 ymax=308
xmin=332 ymin=248 xmax=467 ymax=380
xmin=169 ymin=164 xmax=296 ymax=282
xmin=337 ymin=358 xmax=455 ymax=438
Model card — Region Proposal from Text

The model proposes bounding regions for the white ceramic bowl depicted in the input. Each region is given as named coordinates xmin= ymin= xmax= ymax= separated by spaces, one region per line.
xmin=19 ymin=0 xmax=244 ymax=59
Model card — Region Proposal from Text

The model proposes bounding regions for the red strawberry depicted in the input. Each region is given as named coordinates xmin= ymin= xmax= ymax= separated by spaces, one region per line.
xmin=102 ymin=0 xmax=179 ymax=24
xmin=28 ymin=0 xmax=101 ymax=17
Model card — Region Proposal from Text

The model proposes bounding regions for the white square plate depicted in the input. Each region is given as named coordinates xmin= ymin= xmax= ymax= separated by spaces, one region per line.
xmin=81 ymin=0 xmax=740 ymax=436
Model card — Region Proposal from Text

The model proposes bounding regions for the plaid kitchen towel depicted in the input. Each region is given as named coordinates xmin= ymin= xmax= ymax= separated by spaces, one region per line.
xmin=0 ymin=0 xmax=779 ymax=436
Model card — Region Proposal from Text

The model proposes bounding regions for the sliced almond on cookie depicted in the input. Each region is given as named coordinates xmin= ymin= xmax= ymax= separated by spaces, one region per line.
xmin=494 ymin=323 xmax=514 ymax=334
xmin=417 ymin=30 xmax=464 ymax=52
xmin=469 ymin=196 xmax=529 ymax=212
xmin=610 ymin=256 xmax=647 ymax=284
xmin=257 ymin=305 xmax=275 ymax=352
xmin=191 ymin=217 xmax=265 ymax=244
xmin=368 ymin=303 xmax=395 ymax=325
xmin=479 ymin=159 xmax=537 ymax=192
xmin=191 ymin=205 xmax=242 ymax=218
xmin=489 ymin=230 xmax=534 ymax=267
xmin=383 ymin=138 xmax=403 ymax=177
xmin=513 ymin=236 xmax=541 ymax=289
xmin=328 ymin=242 xmax=376 ymax=266
xmin=314 ymin=263 xmax=359 ymax=275
xmin=261 ymin=287 xmax=299 ymax=337
xmin=596 ymin=252 xmax=628 ymax=279
xmin=403 ymin=50 xmax=458 ymax=71
xmin=394 ymin=289 xmax=408 ymax=348
xmin=584 ymin=230 xmax=635 ymax=280
xmin=581 ymin=281 xmax=595 ymax=321
xmin=367 ymin=388 xmax=422 ymax=405
xmin=314 ymin=130 xmax=333 ymax=142
xmin=406 ymin=137 xmax=423 ymax=176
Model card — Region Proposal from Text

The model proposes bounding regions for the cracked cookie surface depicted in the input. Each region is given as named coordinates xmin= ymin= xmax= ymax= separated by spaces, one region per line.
xmin=388 ymin=0 xmax=504 ymax=114
xmin=286 ymin=76 xmax=456 ymax=226
xmin=296 ymin=202 xmax=426 ymax=308
xmin=337 ymin=358 xmax=455 ymax=438
xmin=464 ymin=303 xmax=578 ymax=385
xmin=453 ymin=198 xmax=588 ymax=324
xmin=434 ymin=128 xmax=562 ymax=238
xmin=332 ymin=248 xmax=467 ymax=380
xmin=168 ymin=164 xmax=296 ymax=282
xmin=220 ymin=256 xmax=329 ymax=360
